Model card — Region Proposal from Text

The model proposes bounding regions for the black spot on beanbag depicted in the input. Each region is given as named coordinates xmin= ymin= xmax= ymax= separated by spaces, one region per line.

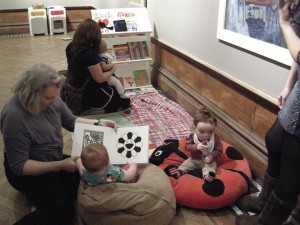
xmin=202 ymin=179 xmax=225 ymax=197
xmin=226 ymin=146 xmax=244 ymax=160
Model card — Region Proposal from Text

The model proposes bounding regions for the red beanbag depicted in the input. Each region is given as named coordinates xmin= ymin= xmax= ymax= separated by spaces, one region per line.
xmin=152 ymin=138 xmax=252 ymax=210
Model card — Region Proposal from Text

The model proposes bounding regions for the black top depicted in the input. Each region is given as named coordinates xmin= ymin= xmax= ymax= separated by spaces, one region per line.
xmin=66 ymin=44 xmax=130 ymax=112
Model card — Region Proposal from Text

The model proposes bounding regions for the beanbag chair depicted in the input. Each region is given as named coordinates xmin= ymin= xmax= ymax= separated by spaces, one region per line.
xmin=149 ymin=138 xmax=252 ymax=209
xmin=77 ymin=164 xmax=176 ymax=225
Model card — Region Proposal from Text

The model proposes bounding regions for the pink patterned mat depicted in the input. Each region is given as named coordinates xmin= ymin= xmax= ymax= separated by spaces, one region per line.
xmin=123 ymin=90 xmax=194 ymax=147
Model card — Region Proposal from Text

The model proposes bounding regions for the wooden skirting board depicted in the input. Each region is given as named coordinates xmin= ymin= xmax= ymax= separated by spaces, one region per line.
xmin=0 ymin=6 xmax=94 ymax=35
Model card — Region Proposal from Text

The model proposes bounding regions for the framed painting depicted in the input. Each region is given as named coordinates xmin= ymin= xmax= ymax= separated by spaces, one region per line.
xmin=216 ymin=0 xmax=292 ymax=66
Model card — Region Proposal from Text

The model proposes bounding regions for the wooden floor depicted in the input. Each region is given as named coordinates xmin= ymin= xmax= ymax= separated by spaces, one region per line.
xmin=0 ymin=34 xmax=236 ymax=225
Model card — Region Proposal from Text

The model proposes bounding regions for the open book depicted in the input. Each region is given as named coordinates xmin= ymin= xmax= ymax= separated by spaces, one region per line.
xmin=72 ymin=123 xmax=149 ymax=164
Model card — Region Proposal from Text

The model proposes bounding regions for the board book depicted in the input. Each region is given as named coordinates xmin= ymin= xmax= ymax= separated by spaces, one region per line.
xmin=113 ymin=44 xmax=130 ymax=61
xmin=133 ymin=69 xmax=150 ymax=86
xmin=72 ymin=123 xmax=149 ymax=164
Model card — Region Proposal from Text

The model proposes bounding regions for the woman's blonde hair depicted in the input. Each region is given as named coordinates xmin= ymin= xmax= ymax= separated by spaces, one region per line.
xmin=13 ymin=63 xmax=65 ymax=115
xmin=81 ymin=143 xmax=109 ymax=172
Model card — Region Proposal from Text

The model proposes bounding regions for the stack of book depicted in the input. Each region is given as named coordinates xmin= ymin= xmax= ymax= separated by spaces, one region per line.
xmin=127 ymin=41 xmax=150 ymax=60
xmin=112 ymin=41 xmax=150 ymax=61
xmin=112 ymin=44 xmax=130 ymax=61
xmin=118 ymin=69 xmax=150 ymax=89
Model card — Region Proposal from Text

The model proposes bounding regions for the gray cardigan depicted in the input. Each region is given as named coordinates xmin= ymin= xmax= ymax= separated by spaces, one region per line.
xmin=0 ymin=95 xmax=76 ymax=175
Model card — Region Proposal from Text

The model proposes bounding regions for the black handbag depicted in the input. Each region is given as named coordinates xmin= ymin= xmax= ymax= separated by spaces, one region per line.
xmin=60 ymin=70 xmax=90 ymax=115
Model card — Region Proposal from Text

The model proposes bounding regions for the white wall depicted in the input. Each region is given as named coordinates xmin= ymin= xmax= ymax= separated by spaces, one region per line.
xmin=147 ymin=0 xmax=290 ymax=101
xmin=0 ymin=0 xmax=128 ymax=10
xmin=1 ymin=0 xmax=289 ymax=100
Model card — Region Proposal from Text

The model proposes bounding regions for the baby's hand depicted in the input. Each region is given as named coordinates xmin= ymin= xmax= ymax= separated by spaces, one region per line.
xmin=122 ymin=163 xmax=130 ymax=171
xmin=204 ymin=155 xmax=213 ymax=163
xmin=197 ymin=143 xmax=208 ymax=153
xmin=122 ymin=162 xmax=137 ymax=171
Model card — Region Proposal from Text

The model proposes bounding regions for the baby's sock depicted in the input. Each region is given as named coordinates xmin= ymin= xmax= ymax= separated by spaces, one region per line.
xmin=165 ymin=165 xmax=183 ymax=179
xmin=204 ymin=172 xmax=215 ymax=183
xmin=120 ymin=92 xmax=130 ymax=99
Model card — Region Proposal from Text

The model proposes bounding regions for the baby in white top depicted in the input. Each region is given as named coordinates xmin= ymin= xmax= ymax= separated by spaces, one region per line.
xmin=99 ymin=39 xmax=130 ymax=99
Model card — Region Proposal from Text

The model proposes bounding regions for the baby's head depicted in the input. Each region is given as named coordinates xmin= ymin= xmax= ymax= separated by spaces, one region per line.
xmin=99 ymin=39 xmax=108 ymax=54
xmin=193 ymin=107 xmax=217 ymax=142
xmin=81 ymin=143 xmax=109 ymax=173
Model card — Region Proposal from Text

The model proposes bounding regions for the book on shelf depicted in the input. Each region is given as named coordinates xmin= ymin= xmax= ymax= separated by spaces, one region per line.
xmin=125 ymin=87 xmax=144 ymax=96
xmin=127 ymin=42 xmax=135 ymax=60
xmin=116 ymin=11 xmax=138 ymax=32
xmin=133 ymin=69 xmax=150 ymax=87
xmin=120 ymin=74 xmax=136 ymax=88
xmin=113 ymin=44 xmax=130 ymax=61
xmin=124 ymin=86 xmax=155 ymax=96
xmin=92 ymin=11 xmax=114 ymax=34
xmin=118 ymin=76 xmax=125 ymax=87
xmin=113 ymin=19 xmax=128 ymax=32
xmin=126 ymin=19 xmax=138 ymax=32
xmin=127 ymin=41 xmax=150 ymax=60
xmin=91 ymin=10 xmax=139 ymax=34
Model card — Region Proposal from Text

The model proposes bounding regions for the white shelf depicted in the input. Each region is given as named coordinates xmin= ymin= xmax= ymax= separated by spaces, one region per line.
xmin=91 ymin=7 xmax=152 ymax=34
xmin=102 ymin=31 xmax=152 ymax=37
xmin=124 ymin=85 xmax=152 ymax=90
xmin=113 ymin=58 xmax=152 ymax=65
xmin=92 ymin=7 xmax=152 ymax=90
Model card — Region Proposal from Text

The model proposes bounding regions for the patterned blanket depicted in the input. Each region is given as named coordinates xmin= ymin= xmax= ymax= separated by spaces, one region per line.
xmin=123 ymin=90 xmax=194 ymax=147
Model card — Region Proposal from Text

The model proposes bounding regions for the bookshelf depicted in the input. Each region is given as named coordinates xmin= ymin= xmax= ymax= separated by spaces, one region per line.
xmin=91 ymin=7 xmax=153 ymax=90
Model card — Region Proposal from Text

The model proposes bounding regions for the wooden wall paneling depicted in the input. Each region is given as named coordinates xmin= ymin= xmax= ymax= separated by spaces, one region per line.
xmin=0 ymin=6 xmax=95 ymax=35
xmin=0 ymin=10 xmax=29 ymax=35
xmin=252 ymin=104 xmax=277 ymax=138
xmin=158 ymin=48 xmax=257 ymax=132
xmin=65 ymin=6 xmax=94 ymax=32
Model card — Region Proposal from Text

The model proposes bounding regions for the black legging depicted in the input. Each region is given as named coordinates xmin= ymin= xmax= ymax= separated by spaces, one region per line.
xmin=265 ymin=118 xmax=300 ymax=203
xmin=4 ymin=154 xmax=80 ymax=225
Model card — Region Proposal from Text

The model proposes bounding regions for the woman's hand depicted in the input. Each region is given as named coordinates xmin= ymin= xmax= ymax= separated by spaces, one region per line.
xmin=75 ymin=118 xmax=118 ymax=132
xmin=59 ymin=156 xmax=80 ymax=173
xmin=278 ymin=86 xmax=292 ymax=109
xmin=23 ymin=156 xmax=79 ymax=176
xmin=279 ymin=0 xmax=293 ymax=26
xmin=100 ymin=119 xmax=118 ymax=132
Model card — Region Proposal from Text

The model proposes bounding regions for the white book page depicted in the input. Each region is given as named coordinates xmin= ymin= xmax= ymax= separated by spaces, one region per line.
xmin=72 ymin=123 xmax=149 ymax=164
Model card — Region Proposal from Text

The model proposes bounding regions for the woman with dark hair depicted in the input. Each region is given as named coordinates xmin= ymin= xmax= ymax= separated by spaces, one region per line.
xmin=0 ymin=63 xmax=118 ymax=225
xmin=66 ymin=18 xmax=131 ymax=113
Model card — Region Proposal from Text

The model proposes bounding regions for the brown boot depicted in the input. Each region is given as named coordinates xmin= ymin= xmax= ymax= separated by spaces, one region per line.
xmin=236 ymin=191 xmax=296 ymax=225
xmin=235 ymin=172 xmax=278 ymax=213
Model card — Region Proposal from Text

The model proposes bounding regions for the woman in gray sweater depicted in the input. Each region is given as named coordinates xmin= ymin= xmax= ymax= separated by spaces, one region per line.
xmin=0 ymin=63 xmax=117 ymax=225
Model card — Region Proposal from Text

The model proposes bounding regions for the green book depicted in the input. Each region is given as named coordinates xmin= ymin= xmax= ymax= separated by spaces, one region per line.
xmin=133 ymin=70 xmax=150 ymax=87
